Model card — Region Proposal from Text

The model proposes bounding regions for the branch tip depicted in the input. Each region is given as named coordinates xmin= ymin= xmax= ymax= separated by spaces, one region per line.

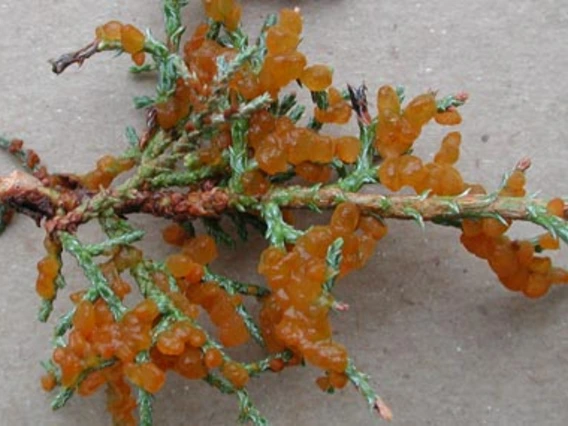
xmin=374 ymin=397 xmax=393 ymax=421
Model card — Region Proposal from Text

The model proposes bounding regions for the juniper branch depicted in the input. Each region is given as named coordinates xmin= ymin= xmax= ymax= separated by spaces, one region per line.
xmin=59 ymin=232 xmax=127 ymax=319
xmin=2 ymin=171 xmax=567 ymax=242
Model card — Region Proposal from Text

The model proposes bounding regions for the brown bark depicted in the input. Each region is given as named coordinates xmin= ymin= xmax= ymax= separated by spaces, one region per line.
xmin=264 ymin=186 xmax=554 ymax=221
xmin=0 ymin=171 xmax=563 ymax=233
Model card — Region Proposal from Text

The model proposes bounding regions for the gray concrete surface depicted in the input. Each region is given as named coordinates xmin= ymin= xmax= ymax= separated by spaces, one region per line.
xmin=1 ymin=0 xmax=568 ymax=425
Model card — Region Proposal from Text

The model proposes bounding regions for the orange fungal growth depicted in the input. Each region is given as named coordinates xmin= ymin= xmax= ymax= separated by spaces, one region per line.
xmin=403 ymin=93 xmax=437 ymax=129
xmin=166 ymin=253 xmax=195 ymax=278
xmin=157 ymin=330 xmax=185 ymax=356
xmin=8 ymin=1 xmax=568 ymax=425
xmin=155 ymin=100 xmax=180 ymax=130
xmin=358 ymin=216 xmax=388 ymax=241
xmin=241 ymin=169 xmax=270 ymax=195
xmin=222 ymin=361 xmax=249 ymax=388
xmin=162 ymin=223 xmax=190 ymax=247
xmin=330 ymin=202 xmax=360 ymax=236
xmin=260 ymin=51 xmax=307 ymax=96
xmin=36 ymin=254 xmax=60 ymax=300
xmin=187 ymin=327 xmax=207 ymax=348
xmin=79 ymin=155 xmax=135 ymax=191
xmin=377 ymin=158 xmax=402 ymax=191
xmin=204 ymin=348 xmax=224 ymax=369
xmin=301 ymin=65 xmax=333 ymax=92
xmin=303 ymin=340 xmax=348 ymax=372
xmin=73 ymin=301 xmax=96 ymax=337
xmin=132 ymin=299 xmax=160 ymax=323
xmin=501 ymin=169 xmax=527 ymax=197
xmin=77 ymin=371 xmax=107 ymax=397
xmin=266 ymin=26 xmax=300 ymax=55
xmin=539 ymin=233 xmax=560 ymax=250
xmin=279 ymin=8 xmax=303 ymax=34
xmin=202 ymin=0 xmax=242 ymax=31
xmin=95 ymin=21 xmax=123 ymax=42
xmin=335 ymin=136 xmax=360 ymax=163
xmin=547 ymin=198 xmax=565 ymax=217
xmin=434 ymin=132 xmax=461 ymax=165
xmin=131 ymin=51 xmax=146 ymax=66
xmin=125 ymin=362 xmax=166 ymax=393
xmin=435 ymin=109 xmax=462 ymax=125
xmin=41 ymin=373 xmax=56 ymax=392
xmin=295 ymin=162 xmax=332 ymax=183
xmin=121 ymin=24 xmax=145 ymax=54
xmin=328 ymin=371 xmax=349 ymax=389
xmin=314 ymin=87 xmax=352 ymax=124
xmin=183 ymin=235 xmax=218 ymax=265
xmin=377 ymin=85 xmax=401 ymax=115
xmin=184 ymin=23 xmax=208 ymax=54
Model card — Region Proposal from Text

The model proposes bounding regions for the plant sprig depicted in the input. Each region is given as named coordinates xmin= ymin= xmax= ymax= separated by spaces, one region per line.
xmin=1 ymin=1 xmax=568 ymax=426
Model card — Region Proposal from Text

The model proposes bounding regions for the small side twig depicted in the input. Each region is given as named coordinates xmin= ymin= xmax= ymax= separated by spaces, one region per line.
xmin=49 ymin=40 xmax=100 ymax=74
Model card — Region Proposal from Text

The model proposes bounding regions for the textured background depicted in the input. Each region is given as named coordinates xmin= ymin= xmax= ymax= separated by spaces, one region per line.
xmin=1 ymin=1 xmax=568 ymax=425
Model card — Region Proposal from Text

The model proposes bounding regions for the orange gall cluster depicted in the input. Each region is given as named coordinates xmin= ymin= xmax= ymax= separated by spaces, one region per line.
xmin=203 ymin=0 xmax=242 ymax=31
xmin=375 ymin=85 xmax=467 ymax=196
xmin=36 ymin=236 xmax=62 ymax=300
xmin=247 ymin=110 xmax=360 ymax=181
xmin=460 ymin=177 xmax=568 ymax=298
xmin=258 ymin=203 xmax=387 ymax=389
xmin=80 ymin=155 xmax=135 ymax=191
xmin=96 ymin=21 xmax=146 ymax=65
